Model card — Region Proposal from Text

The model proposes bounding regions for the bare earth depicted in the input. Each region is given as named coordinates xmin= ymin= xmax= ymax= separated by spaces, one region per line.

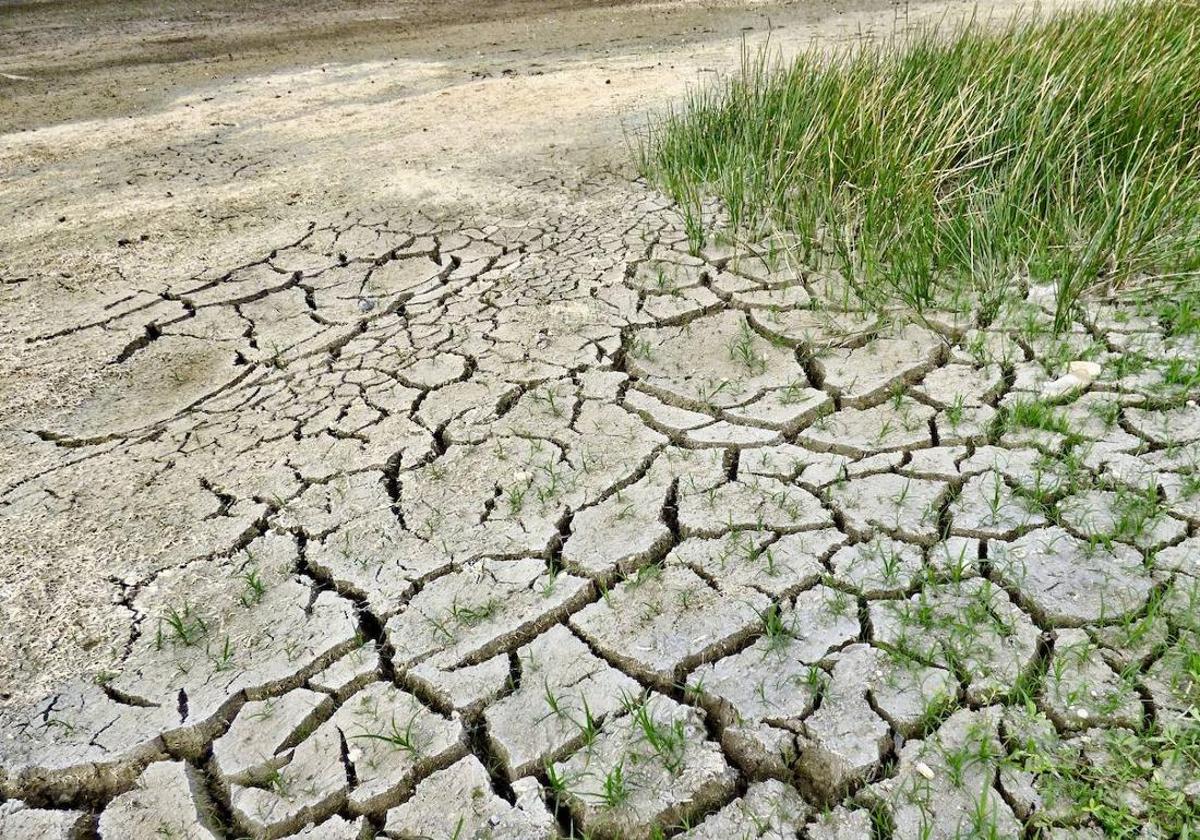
xmin=5 ymin=0 xmax=1197 ymax=838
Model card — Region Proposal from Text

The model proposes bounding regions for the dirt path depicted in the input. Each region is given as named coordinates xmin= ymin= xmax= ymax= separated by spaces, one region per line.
xmin=7 ymin=1 xmax=1186 ymax=838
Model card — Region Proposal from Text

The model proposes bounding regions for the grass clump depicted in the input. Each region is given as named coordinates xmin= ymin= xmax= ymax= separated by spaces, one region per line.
xmin=639 ymin=1 xmax=1200 ymax=330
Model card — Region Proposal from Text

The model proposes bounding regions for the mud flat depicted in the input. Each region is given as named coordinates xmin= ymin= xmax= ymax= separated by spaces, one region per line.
xmin=7 ymin=1 xmax=1189 ymax=838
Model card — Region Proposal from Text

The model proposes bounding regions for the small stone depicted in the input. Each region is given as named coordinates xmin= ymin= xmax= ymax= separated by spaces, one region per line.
xmin=1068 ymin=360 xmax=1102 ymax=383
xmin=1041 ymin=372 xmax=1085 ymax=397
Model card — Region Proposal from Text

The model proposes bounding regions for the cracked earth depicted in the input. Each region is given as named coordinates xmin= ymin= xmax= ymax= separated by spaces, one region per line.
xmin=2 ymin=1 xmax=1196 ymax=838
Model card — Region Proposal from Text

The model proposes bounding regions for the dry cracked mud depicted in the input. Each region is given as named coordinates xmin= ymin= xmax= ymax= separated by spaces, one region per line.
xmin=3 ymin=0 xmax=1196 ymax=838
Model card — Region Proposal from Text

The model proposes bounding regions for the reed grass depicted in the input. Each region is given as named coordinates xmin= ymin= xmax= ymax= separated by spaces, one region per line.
xmin=638 ymin=1 xmax=1200 ymax=330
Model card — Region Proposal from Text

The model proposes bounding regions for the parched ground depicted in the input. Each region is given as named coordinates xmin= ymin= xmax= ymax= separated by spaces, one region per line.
xmin=3 ymin=1 xmax=1197 ymax=838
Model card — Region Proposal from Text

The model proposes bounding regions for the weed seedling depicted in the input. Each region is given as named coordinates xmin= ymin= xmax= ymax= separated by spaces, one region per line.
xmin=599 ymin=760 xmax=630 ymax=808
xmin=632 ymin=703 xmax=687 ymax=774
xmin=544 ymin=762 xmax=572 ymax=803
xmin=577 ymin=696 xmax=600 ymax=748
xmin=239 ymin=568 xmax=266 ymax=607
xmin=352 ymin=712 xmax=424 ymax=756
xmin=209 ymin=636 xmax=235 ymax=672
xmin=156 ymin=602 xmax=207 ymax=649
xmin=757 ymin=604 xmax=792 ymax=652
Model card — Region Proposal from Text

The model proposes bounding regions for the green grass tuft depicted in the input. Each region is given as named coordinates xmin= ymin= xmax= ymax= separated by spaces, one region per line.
xmin=639 ymin=0 xmax=1200 ymax=330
